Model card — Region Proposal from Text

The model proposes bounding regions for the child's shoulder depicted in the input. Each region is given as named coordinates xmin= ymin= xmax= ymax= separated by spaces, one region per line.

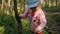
xmin=36 ymin=9 xmax=45 ymax=16
xmin=37 ymin=9 xmax=44 ymax=14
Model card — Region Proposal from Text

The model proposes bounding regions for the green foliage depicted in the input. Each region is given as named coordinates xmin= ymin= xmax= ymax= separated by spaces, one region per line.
xmin=21 ymin=19 xmax=30 ymax=34
xmin=0 ymin=11 xmax=19 ymax=34
xmin=0 ymin=26 xmax=4 ymax=34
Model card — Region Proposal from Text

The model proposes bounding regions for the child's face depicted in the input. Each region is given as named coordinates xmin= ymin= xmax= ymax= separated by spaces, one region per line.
xmin=30 ymin=7 xmax=36 ymax=12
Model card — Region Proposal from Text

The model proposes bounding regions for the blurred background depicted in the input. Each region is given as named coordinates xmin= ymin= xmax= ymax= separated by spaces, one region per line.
xmin=0 ymin=0 xmax=60 ymax=34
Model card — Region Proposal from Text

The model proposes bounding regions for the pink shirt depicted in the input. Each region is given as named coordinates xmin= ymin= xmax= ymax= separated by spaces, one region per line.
xmin=21 ymin=8 xmax=47 ymax=32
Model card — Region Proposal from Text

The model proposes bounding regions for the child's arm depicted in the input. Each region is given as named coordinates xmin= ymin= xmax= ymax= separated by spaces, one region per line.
xmin=19 ymin=8 xmax=29 ymax=18
xmin=34 ymin=9 xmax=47 ymax=32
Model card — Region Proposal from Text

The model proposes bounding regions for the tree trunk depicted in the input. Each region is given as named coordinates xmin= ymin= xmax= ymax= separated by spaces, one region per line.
xmin=13 ymin=0 xmax=22 ymax=34
xmin=2 ymin=0 xmax=5 ymax=11
xmin=56 ymin=0 xmax=57 ymax=6
xmin=2 ymin=0 xmax=8 ymax=14
xmin=8 ymin=0 xmax=12 ymax=15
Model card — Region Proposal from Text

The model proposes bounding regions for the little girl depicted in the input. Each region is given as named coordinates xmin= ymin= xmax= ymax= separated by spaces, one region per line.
xmin=20 ymin=0 xmax=47 ymax=34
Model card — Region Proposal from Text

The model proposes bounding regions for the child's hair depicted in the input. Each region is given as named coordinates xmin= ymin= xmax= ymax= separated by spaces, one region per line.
xmin=30 ymin=7 xmax=36 ymax=12
xmin=30 ymin=7 xmax=36 ymax=9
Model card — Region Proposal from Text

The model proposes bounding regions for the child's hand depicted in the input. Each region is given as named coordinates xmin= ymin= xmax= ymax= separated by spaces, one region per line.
xmin=19 ymin=14 xmax=22 ymax=16
xmin=34 ymin=26 xmax=43 ymax=33
xmin=19 ymin=14 xmax=24 ymax=18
